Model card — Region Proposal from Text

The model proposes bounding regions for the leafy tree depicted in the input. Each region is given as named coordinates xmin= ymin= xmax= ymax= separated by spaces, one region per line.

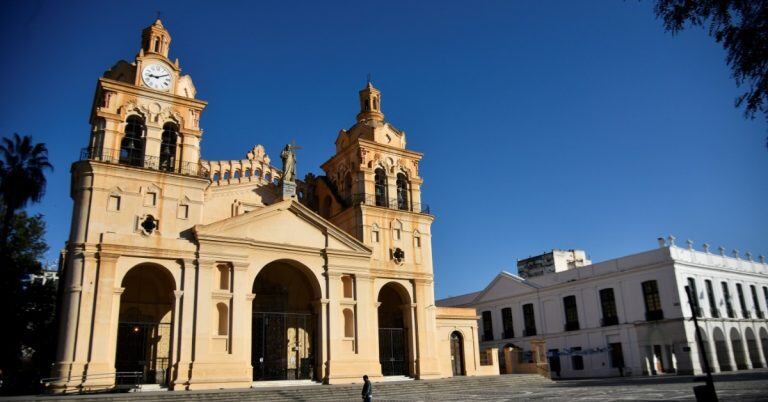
xmin=0 ymin=134 xmax=53 ymax=246
xmin=653 ymin=1 xmax=768 ymax=130
xmin=0 ymin=211 xmax=54 ymax=395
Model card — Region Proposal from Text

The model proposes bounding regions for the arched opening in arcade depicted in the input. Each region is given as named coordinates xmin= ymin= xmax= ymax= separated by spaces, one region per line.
xmin=115 ymin=264 xmax=176 ymax=385
xmin=745 ymin=327 xmax=763 ymax=368
xmin=730 ymin=328 xmax=748 ymax=370
xmin=696 ymin=326 xmax=715 ymax=372
xmin=377 ymin=282 xmax=412 ymax=377
xmin=760 ymin=327 xmax=768 ymax=364
xmin=251 ymin=260 xmax=320 ymax=381
xmin=713 ymin=327 xmax=732 ymax=371
xmin=450 ymin=331 xmax=465 ymax=376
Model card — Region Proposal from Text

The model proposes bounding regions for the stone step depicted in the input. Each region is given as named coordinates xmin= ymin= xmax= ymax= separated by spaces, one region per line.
xmin=23 ymin=375 xmax=550 ymax=402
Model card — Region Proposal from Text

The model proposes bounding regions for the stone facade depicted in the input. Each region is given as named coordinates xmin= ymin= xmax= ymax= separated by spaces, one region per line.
xmin=50 ymin=20 xmax=495 ymax=393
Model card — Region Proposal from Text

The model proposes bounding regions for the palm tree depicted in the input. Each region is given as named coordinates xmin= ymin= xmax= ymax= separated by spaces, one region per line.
xmin=0 ymin=134 xmax=53 ymax=246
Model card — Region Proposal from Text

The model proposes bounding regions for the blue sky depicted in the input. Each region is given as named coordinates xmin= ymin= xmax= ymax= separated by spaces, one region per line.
xmin=1 ymin=1 xmax=766 ymax=299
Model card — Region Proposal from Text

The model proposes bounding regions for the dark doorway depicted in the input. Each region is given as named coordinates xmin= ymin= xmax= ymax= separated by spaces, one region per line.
xmin=115 ymin=265 xmax=175 ymax=386
xmin=378 ymin=283 xmax=410 ymax=376
xmin=548 ymin=348 xmax=561 ymax=378
xmin=450 ymin=331 xmax=465 ymax=376
xmin=251 ymin=261 xmax=318 ymax=381
xmin=252 ymin=312 xmax=314 ymax=380
xmin=115 ymin=322 xmax=172 ymax=384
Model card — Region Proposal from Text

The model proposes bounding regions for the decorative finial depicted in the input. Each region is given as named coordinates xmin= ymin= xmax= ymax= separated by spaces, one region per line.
xmin=667 ymin=235 xmax=676 ymax=247
xmin=702 ymin=243 xmax=710 ymax=253
xmin=657 ymin=237 xmax=666 ymax=248
xmin=760 ymin=255 xmax=766 ymax=264
xmin=686 ymin=239 xmax=694 ymax=250
xmin=718 ymin=246 xmax=725 ymax=256
xmin=732 ymin=249 xmax=740 ymax=259
xmin=367 ymin=73 xmax=372 ymax=85
xmin=745 ymin=251 xmax=753 ymax=261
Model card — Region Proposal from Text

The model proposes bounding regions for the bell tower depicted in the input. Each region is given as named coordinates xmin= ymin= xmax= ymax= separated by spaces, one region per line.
xmin=356 ymin=82 xmax=384 ymax=123
xmin=141 ymin=19 xmax=171 ymax=57
xmin=316 ymin=82 xmax=431 ymax=273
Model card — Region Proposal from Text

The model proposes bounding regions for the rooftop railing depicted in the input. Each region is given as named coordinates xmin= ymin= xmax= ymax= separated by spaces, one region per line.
xmin=80 ymin=147 xmax=208 ymax=178
xmin=343 ymin=193 xmax=430 ymax=215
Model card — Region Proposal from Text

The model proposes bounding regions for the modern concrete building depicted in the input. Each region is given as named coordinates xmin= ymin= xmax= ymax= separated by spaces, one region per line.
xmin=517 ymin=249 xmax=591 ymax=279
xmin=51 ymin=19 xmax=497 ymax=393
xmin=438 ymin=239 xmax=768 ymax=379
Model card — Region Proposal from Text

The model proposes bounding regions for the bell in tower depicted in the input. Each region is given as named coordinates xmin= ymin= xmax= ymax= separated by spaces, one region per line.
xmin=356 ymin=81 xmax=385 ymax=123
xmin=141 ymin=19 xmax=171 ymax=57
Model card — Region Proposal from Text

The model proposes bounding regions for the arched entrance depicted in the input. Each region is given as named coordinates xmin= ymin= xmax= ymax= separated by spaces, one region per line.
xmin=378 ymin=282 xmax=411 ymax=377
xmin=115 ymin=264 xmax=175 ymax=385
xmin=745 ymin=327 xmax=762 ymax=368
xmin=696 ymin=326 xmax=715 ymax=372
xmin=251 ymin=260 xmax=319 ymax=381
xmin=760 ymin=327 xmax=768 ymax=364
xmin=730 ymin=328 xmax=748 ymax=370
xmin=450 ymin=331 xmax=465 ymax=376
xmin=713 ymin=327 xmax=731 ymax=371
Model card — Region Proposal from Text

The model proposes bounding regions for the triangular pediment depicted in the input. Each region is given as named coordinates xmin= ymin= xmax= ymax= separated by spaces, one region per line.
xmin=194 ymin=199 xmax=371 ymax=254
xmin=473 ymin=271 xmax=539 ymax=303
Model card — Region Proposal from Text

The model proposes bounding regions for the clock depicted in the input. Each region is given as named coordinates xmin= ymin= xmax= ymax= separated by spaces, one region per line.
xmin=141 ymin=63 xmax=172 ymax=91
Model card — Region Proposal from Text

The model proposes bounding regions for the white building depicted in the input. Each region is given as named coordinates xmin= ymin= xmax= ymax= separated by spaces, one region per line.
xmin=437 ymin=239 xmax=768 ymax=378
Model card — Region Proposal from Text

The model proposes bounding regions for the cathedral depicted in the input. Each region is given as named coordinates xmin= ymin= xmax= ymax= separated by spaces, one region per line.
xmin=51 ymin=20 xmax=498 ymax=392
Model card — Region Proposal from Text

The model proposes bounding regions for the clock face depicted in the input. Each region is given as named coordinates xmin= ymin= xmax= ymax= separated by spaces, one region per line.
xmin=141 ymin=63 xmax=172 ymax=91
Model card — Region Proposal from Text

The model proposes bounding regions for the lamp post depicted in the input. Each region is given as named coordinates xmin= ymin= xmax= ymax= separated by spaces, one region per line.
xmin=685 ymin=285 xmax=718 ymax=401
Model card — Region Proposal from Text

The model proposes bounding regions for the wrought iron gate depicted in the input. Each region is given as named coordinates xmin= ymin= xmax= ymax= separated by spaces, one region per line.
xmin=252 ymin=312 xmax=314 ymax=381
xmin=379 ymin=328 xmax=408 ymax=376
xmin=115 ymin=322 xmax=171 ymax=385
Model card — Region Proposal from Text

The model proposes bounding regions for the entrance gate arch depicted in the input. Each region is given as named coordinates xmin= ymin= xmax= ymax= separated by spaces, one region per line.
xmin=251 ymin=260 xmax=320 ymax=381
xmin=377 ymin=282 xmax=412 ymax=377
xmin=450 ymin=331 xmax=465 ymax=376
xmin=115 ymin=264 xmax=176 ymax=385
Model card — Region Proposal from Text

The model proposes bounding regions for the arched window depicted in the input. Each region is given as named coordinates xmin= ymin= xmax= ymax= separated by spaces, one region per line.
xmin=374 ymin=168 xmax=387 ymax=207
xmin=265 ymin=172 xmax=271 ymax=182
xmin=217 ymin=302 xmax=229 ymax=336
xmin=213 ymin=171 xmax=220 ymax=182
xmin=120 ymin=116 xmax=145 ymax=167
xmin=373 ymin=97 xmax=379 ymax=110
xmin=233 ymin=170 xmax=241 ymax=179
xmin=344 ymin=172 xmax=353 ymax=200
xmin=343 ymin=308 xmax=354 ymax=338
xmin=154 ymin=38 xmax=161 ymax=53
xmin=223 ymin=171 xmax=231 ymax=181
xmin=159 ymin=122 xmax=178 ymax=172
xmin=244 ymin=168 xmax=251 ymax=178
xmin=396 ymin=173 xmax=408 ymax=210
xmin=90 ymin=118 xmax=105 ymax=156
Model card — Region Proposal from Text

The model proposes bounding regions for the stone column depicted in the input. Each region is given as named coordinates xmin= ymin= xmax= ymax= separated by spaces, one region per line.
xmin=72 ymin=252 xmax=98 ymax=380
xmin=314 ymin=298 xmax=330 ymax=382
xmin=752 ymin=331 xmax=767 ymax=369
xmin=82 ymin=254 xmax=120 ymax=388
xmin=412 ymin=279 xmax=441 ymax=379
xmin=325 ymin=272 xmax=342 ymax=380
xmin=231 ymin=262 xmax=251 ymax=380
xmin=50 ymin=249 xmax=88 ymax=392
xmin=169 ymin=289 xmax=183 ymax=388
xmin=144 ymin=125 xmax=162 ymax=162
xmin=402 ymin=302 xmax=418 ymax=377
xmin=172 ymin=258 xmax=198 ymax=389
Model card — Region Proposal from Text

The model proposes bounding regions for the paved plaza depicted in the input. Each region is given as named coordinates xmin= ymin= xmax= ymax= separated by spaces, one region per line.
xmin=5 ymin=371 xmax=768 ymax=402
xmin=459 ymin=372 xmax=768 ymax=401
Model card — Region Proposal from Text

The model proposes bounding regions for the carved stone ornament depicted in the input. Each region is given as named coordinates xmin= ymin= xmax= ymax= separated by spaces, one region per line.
xmin=139 ymin=214 xmax=159 ymax=236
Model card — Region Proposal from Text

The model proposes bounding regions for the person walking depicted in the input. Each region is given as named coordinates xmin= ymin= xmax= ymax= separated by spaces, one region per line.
xmin=361 ymin=375 xmax=372 ymax=402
